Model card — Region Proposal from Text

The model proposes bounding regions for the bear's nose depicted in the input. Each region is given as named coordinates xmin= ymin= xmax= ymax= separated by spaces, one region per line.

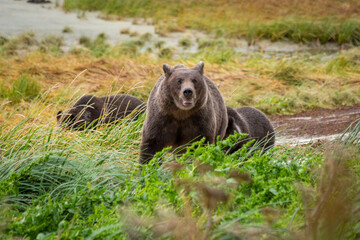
xmin=183 ymin=88 xmax=193 ymax=99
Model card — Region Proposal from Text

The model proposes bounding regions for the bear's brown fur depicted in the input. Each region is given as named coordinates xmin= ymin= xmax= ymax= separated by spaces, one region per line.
xmin=224 ymin=106 xmax=251 ymax=152
xmin=57 ymin=94 xmax=145 ymax=130
xmin=224 ymin=106 xmax=275 ymax=152
xmin=139 ymin=62 xmax=228 ymax=164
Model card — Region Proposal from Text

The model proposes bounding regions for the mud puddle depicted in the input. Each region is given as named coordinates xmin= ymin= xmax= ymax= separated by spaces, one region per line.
xmin=269 ymin=105 xmax=360 ymax=145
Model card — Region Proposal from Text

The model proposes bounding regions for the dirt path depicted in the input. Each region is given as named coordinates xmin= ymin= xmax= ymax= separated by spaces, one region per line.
xmin=269 ymin=105 xmax=360 ymax=145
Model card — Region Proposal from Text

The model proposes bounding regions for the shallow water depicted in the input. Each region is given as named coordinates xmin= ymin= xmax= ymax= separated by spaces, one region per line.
xmin=0 ymin=0 xmax=342 ymax=55
xmin=276 ymin=133 xmax=341 ymax=146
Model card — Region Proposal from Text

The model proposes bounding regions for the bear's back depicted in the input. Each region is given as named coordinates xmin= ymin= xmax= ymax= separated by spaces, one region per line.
xmin=100 ymin=94 xmax=145 ymax=122
xmin=225 ymin=106 xmax=250 ymax=138
xmin=236 ymin=106 xmax=275 ymax=149
xmin=71 ymin=95 xmax=104 ymax=119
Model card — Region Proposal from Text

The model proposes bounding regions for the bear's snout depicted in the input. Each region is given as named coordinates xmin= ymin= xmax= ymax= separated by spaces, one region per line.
xmin=183 ymin=88 xmax=193 ymax=99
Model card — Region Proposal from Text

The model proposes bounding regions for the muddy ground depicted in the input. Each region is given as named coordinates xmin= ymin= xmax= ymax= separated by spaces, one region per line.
xmin=269 ymin=105 xmax=360 ymax=145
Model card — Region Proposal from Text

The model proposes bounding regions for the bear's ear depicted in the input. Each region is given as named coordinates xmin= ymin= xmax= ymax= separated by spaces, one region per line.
xmin=163 ymin=63 xmax=172 ymax=78
xmin=194 ymin=61 xmax=204 ymax=75
xmin=56 ymin=111 xmax=63 ymax=121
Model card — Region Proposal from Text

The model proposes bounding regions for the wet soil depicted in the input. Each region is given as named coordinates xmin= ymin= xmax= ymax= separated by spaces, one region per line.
xmin=269 ymin=105 xmax=360 ymax=145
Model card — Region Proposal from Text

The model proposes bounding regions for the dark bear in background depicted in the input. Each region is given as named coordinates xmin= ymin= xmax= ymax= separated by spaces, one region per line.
xmin=224 ymin=106 xmax=275 ymax=153
xmin=57 ymin=94 xmax=145 ymax=130
xmin=224 ymin=106 xmax=251 ymax=151
xmin=140 ymin=62 xmax=228 ymax=164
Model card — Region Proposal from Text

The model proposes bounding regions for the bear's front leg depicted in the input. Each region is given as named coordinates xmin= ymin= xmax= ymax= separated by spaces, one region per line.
xmin=139 ymin=135 xmax=165 ymax=165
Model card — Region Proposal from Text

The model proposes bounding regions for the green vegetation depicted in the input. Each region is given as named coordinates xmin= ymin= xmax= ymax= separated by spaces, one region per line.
xmin=178 ymin=37 xmax=192 ymax=49
xmin=0 ymin=36 xmax=9 ymax=46
xmin=158 ymin=47 xmax=174 ymax=59
xmin=139 ymin=32 xmax=152 ymax=42
xmin=0 ymin=114 xmax=359 ymax=239
xmin=154 ymin=40 xmax=165 ymax=49
xmin=120 ymin=28 xmax=130 ymax=34
xmin=63 ymin=0 xmax=360 ymax=45
xmin=0 ymin=31 xmax=38 ymax=55
xmin=0 ymin=28 xmax=360 ymax=238
xmin=62 ymin=26 xmax=73 ymax=33
xmin=79 ymin=33 xmax=110 ymax=57
xmin=0 ymin=74 xmax=41 ymax=104
xmin=129 ymin=31 xmax=139 ymax=37
xmin=1 ymin=0 xmax=360 ymax=237
xmin=40 ymin=35 xmax=64 ymax=54
xmin=247 ymin=17 xmax=360 ymax=45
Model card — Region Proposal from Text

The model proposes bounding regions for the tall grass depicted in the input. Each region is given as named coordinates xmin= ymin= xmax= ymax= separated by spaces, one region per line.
xmin=0 ymin=74 xmax=41 ymax=104
xmin=78 ymin=33 xmax=110 ymax=57
xmin=1 ymin=33 xmax=360 ymax=117
xmin=247 ymin=17 xmax=360 ymax=45
xmin=0 ymin=119 xmax=313 ymax=238
xmin=39 ymin=35 xmax=63 ymax=54
xmin=63 ymin=0 xmax=360 ymax=45
xmin=0 ymin=114 xmax=143 ymax=207
xmin=1 ymin=97 xmax=359 ymax=239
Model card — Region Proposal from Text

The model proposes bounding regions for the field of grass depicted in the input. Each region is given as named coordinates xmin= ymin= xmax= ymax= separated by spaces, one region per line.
xmin=63 ymin=0 xmax=360 ymax=45
xmin=1 ymin=108 xmax=359 ymax=239
xmin=0 ymin=31 xmax=360 ymax=239
xmin=1 ymin=32 xmax=360 ymax=124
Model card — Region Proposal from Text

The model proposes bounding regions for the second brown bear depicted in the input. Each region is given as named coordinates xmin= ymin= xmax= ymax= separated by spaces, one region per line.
xmin=57 ymin=94 xmax=145 ymax=130
xmin=224 ymin=106 xmax=275 ymax=153
xmin=140 ymin=62 xmax=228 ymax=164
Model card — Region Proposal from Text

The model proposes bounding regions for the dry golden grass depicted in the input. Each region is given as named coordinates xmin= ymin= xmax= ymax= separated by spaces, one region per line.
xmin=0 ymin=53 xmax=277 ymax=122
xmin=162 ymin=0 xmax=360 ymax=37
xmin=240 ymin=0 xmax=360 ymax=19
xmin=1 ymin=47 xmax=360 ymax=126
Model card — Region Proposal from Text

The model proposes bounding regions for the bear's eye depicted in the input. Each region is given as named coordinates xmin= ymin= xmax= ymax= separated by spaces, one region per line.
xmin=177 ymin=79 xmax=183 ymax=84
xmin=192 ymin=79 xmax=197 ymax=84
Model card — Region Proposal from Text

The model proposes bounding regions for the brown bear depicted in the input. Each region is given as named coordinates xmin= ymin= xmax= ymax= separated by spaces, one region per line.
xmin=57 ymin=94 xmax=145 ymax=130
xmin=139 ymin=62 xmax=228 ymax=164
xmin=224 ymin=106 xmax=251 ymax=152
xmin=224 ymin=106 xmax=275 ymax=153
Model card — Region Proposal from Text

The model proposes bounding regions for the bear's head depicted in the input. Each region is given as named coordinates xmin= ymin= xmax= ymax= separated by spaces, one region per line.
xmin=163 ymin=61 xmax=207 ymax=111
xmin=56 ymin=95 xmax=99 ymax=130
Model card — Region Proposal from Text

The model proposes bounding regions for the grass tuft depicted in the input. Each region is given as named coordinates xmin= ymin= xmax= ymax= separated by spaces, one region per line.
xmin=62 ymin=26 xmax=73 ymax=33
xmin=178 ymin=37 xmax=192 ymax=49
xmin=78 ymin=33 xmax=110 ymax=57
xmin=0 ymin=74 xmax=42 ymax=104
xmin=40 ymin=35 xmax=63 ymax=54
xmin=158 ymin=47 xmax=174 ymax=59
xmin=139 ymin=32 xmax=152 ymax=42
